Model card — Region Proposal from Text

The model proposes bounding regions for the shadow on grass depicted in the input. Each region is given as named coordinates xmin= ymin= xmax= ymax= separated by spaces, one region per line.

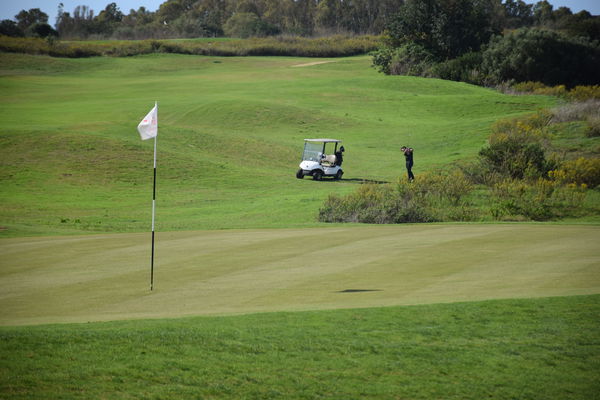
xmin=318 ymin=178 xmax=390 ymax=184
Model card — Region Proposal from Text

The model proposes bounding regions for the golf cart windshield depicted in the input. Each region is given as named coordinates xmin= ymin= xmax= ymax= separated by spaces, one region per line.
xmin=302 ymin=141 xmax=324 ymax=161
xmin=302 ymin=139 xmax=341 ymax=162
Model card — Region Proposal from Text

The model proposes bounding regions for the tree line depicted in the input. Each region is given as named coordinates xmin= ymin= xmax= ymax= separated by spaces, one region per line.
xmin=0 ymin=0 xmax=403 ymax=40
xmin=1 ymin=0 xmax=598 ymax=41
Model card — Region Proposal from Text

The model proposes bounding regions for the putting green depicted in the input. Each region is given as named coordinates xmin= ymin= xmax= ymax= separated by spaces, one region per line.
xmin=1 ymin=224 xmax=598 ymax=326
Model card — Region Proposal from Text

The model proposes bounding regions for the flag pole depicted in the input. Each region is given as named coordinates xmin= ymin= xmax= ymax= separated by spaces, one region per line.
xmin=150 ymin=101 xmax=157 ymax=291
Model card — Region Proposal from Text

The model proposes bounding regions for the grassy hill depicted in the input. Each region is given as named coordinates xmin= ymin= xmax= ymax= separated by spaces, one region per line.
xmin=0 ymin=52 xmax=554 ymax=237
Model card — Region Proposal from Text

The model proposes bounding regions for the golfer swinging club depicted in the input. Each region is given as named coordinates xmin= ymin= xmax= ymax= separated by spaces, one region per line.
xmin=401 ymin=146 xmax=414 ymax=181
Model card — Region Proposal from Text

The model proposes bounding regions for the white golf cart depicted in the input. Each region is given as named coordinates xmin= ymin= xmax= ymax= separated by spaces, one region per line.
xmin=296 ymin=138 xmax=344 ymax=180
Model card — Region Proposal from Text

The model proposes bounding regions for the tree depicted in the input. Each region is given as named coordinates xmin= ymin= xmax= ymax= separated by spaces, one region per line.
xmin=0 ymin=19 xmax=24 ymax=37
xmin=503 ymin=0 xmax=533 ymax=28
xmin=533 ymin=0 xmax=553 ymax=26
xmin=97 ymin=3 xmax=123 ymax=24
xmin=156 ymin=0 xmax=194 ymax=25
xmin=223 ymin=12 xmax=261 ymax=37
xmin=27 ymin=23 xmax=58 ymax=38
xmin=192 ymin=0 xmax=229 ymax=37
xmin=315 ymin=0 xmax=339 ymax=32
xmin=95 ymin=2 xmax=123 ymax=36
xmin=481 ymin=28 xmax=600 ymax=87
xmin=561 ymin=11 xmax=600 ymax=42
xmin=288 ymin=0 xmax=315 ymax=35
xmin=15 ymin=8 xmax=48 ymax=31
xmin=387 ymin=0 xmax=502 ymax=60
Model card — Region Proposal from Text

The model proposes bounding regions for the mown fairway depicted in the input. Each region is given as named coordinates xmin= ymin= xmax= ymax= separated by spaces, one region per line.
xmin=0 ymin=52 xmax=553 ymax=236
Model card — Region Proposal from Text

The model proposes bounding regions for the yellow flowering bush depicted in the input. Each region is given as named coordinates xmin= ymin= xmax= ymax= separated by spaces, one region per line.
xmin=491 ymin=178 xmax=587 ymax=220
xmin=549 ymin=158 xmax=600 ymax=188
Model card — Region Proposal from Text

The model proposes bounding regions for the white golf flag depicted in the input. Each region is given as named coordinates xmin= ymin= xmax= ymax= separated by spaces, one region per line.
xmin=137 ymin=103 xmax=158 ymax=140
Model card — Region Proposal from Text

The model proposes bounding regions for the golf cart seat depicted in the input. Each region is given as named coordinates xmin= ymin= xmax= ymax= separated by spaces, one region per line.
xmin=321 ymin=154 xmax=337 ymax=166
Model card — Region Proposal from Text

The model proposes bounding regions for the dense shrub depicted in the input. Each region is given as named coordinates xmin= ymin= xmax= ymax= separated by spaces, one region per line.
xmin=511 ymin=81 xmax=568 ymax=97
xmin=370 ymin=46 xmax=395 ymax=75
xmin=568 ymin=85 xmax=600 ymax=101
xmin=491 ymin=178 xmax=587 ymax=220
xmin=511 ymin=82 xmax=600 ymax=102
xmin=549 ymin=158 xmax=600 ymax=188
xmin=371 ymin=43 xmax=435 ymax=76
xmin=480 ymin=28 xmax=600 ymax=87
xmin=478 ymin=111 xmax=556 ymax=181
xmin=387 ymin=43 xmax=435 ymax=76
xmin=319 ymin=171 xmax=475 ymax=224
xmin=433 ymin=52 xmax=483 ymax=84
xmin=479 ymin=140 xmax=553 ymax=180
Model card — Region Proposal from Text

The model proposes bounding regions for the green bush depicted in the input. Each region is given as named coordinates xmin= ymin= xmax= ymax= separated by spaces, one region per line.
xmin=478 ymin=111 xmax=556 ymax=181
xmin=371 ymin=42 xmax=437 ymax=77
xmin=479 ymin=139 xmax=554 ymax=180
xmin=491 ymin=179 xmax=587 ymax=220
xmin=388 ymin=42 xmax=435 ymax=76
xmin=433 ymin=52 xmax=483 ymax=84
xmin=319 ymin=171 xmax=475 ymax=224
xmin=371 ymin=46 xmax=394 ymax=75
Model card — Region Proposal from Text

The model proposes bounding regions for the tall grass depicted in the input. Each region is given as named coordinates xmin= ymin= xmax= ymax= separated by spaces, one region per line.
xmin=0 ymin=35 xmax=380 ymax=58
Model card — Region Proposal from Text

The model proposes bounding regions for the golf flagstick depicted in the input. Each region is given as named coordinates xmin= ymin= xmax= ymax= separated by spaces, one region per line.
xmin=137 ymin=101 xmax=159 ymax=291
xmin=151 ymin=129 xmax=157 ymax=291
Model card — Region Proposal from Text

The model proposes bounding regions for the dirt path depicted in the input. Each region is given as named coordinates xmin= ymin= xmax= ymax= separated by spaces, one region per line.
xmin=291 ymin=60 xmax=337 ymax=67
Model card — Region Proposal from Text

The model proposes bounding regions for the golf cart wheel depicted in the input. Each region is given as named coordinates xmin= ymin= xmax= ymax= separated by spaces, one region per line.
xmin=296 ymin=169 xmax=304 ymax=179
xmin=334 ymin=170 xmax=343 ymax=180
xmin=312 ymin=170 xmax=323 ymax=181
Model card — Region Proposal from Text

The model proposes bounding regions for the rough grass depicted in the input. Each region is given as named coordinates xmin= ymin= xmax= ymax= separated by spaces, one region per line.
xmin=1 ymin=295 xmax=599 ymax=399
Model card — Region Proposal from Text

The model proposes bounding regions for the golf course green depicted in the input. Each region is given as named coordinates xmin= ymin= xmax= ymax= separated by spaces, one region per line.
xmin=0 ymin=50 xmax=598 ymax=399
xmin=1 ymin=224 xmax=599 ymax=326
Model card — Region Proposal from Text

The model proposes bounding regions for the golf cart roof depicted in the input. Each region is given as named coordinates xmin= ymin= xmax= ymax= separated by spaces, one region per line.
xmin=304 ymin=138 xmax=341 ymax=143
